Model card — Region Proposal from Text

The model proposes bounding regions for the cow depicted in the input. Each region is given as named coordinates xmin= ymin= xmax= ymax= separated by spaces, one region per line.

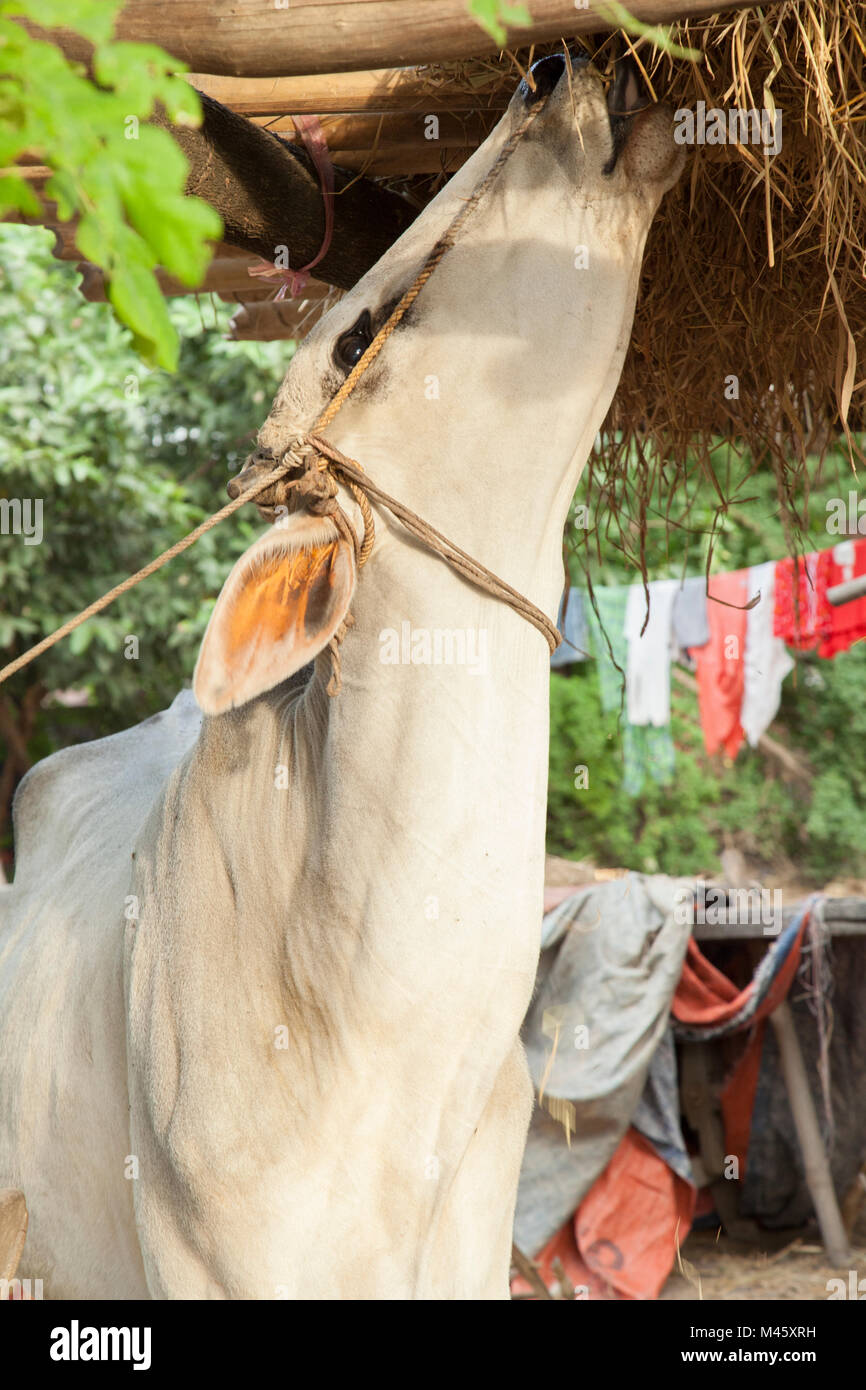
xmin=0 ymin=54 xmax=682 ymax=1299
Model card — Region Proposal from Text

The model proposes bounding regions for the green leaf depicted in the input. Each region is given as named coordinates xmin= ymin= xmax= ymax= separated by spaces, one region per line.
xmin=0 ymin=3 xmax=223 ymax=368
xmin=0 ymin=0 xmax=119 ymax=45
xmin=0 ymin=172 xmax=41 ymax=215
xmin=108 ymin=261 xmax=179 ymax=371
xmin=467 ymin=0 xmax=531 ymax=46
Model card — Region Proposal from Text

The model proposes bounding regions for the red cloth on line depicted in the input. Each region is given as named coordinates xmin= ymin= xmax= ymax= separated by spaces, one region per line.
xmin=773 ymin=550 xmax=834 ymax=651
xmin=820 ymin=538 xmax=866 ymax=658
xmin=689 ymin=569 xmax=750 ymax=758
xmin=514 ymin=912 xmax=810 ymax=1301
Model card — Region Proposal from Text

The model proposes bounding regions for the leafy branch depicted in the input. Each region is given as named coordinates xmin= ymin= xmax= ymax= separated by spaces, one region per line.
xmin=0 ymin=0 xmax=222 ymax=369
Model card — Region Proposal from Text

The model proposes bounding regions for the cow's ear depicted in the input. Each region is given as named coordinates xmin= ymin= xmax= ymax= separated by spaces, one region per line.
xmin=193 ymin=516 xmax=355 ymax=714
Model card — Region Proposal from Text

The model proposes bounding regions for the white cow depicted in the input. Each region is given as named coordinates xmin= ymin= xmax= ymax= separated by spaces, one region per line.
xmin=0 ymin=57 xmax=681 ymax=1298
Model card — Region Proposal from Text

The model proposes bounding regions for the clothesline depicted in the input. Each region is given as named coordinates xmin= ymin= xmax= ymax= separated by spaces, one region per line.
xmin=554 ymin=538 xmax=866 ymax=793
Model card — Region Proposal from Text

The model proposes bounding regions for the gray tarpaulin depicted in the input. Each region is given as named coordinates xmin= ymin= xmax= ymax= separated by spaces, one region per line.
xmin=514 ymin=873 xmax=694 ymax=1256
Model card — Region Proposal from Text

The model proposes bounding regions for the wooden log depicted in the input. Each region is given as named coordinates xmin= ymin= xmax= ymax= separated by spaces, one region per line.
xmin=40 ymin=0 xmax=784 ymax=79
xmin=769 ymin=1001 xmax=852 ymax=1267
xmin=186 ymin=69 xmax=510 ymax=115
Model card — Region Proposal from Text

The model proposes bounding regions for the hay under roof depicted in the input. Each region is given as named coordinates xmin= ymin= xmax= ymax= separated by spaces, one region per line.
xmin=204 ymin=4 xmax=866 ymax=504
xmin=12 ymin=2 xmax=866 ymax=551
xmin=392 ymin=4 xmax=866 ymax=561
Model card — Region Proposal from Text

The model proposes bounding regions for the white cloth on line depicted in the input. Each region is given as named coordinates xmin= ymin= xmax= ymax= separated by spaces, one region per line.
xmin=624 ymin=579 xmax=679 ymax=727
xmin=741 ymin=560 xmax=794 ymax=747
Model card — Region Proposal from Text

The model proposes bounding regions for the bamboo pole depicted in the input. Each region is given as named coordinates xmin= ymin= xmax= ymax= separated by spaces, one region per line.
xmin=769 ymin=1002 xmax=852 ymax=1267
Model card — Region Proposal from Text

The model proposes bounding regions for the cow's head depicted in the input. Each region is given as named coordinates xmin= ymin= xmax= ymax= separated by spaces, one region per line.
xmin=194 ymin=55 xmax=683 ymax=715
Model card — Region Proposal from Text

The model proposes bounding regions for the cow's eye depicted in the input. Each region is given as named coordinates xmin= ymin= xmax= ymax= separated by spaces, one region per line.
xmin=335 ymin=311 xmax=373 ymax=370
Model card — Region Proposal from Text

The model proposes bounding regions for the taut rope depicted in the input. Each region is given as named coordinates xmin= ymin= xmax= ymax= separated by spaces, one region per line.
xmin=0 ymin=93 xmax=561 ymax=692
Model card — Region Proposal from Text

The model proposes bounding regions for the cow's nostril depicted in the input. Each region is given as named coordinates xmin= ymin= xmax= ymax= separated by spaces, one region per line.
xmin=520 ymin=52 xmax=565 ymax=105
xmin=519 ymin=51 xmax=590 ymax=106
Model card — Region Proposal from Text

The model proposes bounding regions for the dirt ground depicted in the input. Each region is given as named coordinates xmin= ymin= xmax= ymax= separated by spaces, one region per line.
xmin=660 ymin=1209 xmax=866 ymax=1300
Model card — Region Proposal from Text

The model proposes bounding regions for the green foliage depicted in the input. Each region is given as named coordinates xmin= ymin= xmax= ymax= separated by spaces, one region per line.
xmin=550 ymin=443 xmax=866 ymax=884
xmin=467 ymin=0 xmax=531 ymax=47
xmin=0 ymin=224 xmax=289 ymax=846
xmin=592 ymin=3 xmax=701 ymax=61
xmin=548 ymin=669 xmax=783 ymax=875
xmin=0 ymin=0 xmax=221 ymax=368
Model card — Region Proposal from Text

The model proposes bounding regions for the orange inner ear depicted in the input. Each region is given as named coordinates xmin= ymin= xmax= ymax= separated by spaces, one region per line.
xmin=226 ymin=541 xmax=344 ymax=658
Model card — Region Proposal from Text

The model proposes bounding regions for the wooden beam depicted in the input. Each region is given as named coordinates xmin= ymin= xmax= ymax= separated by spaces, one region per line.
xmin=693 ymin=897 xmax=866 ymax=942
xmin=186 ymin=69 xmax=511 ymax=115
xmin=46 ymin=0 xmax=782 ymax=79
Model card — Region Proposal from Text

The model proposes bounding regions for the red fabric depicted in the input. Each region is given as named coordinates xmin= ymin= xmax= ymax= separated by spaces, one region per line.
xmin=514 ymin=913 xmax=811 ymax=1301
xmin=511 ymin=1130 xmax=695 ymax=1301
xmin=689 ymin=570 xmax=750 ymax=758
xmin=673 ymin=926 xmax=808 ymax=1172
xmin=773 ymin=550 xmax=834 ymax=651
xmin=819 ymin=538 xmax=866 ymax=658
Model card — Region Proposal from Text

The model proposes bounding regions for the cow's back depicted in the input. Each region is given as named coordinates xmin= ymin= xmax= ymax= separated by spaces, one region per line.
xmin=0 ymin=690 xmax=201 ymax=1297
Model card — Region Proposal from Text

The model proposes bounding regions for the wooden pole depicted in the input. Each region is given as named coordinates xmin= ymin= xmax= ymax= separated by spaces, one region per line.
xmin=38 ymin=0 xmax=787 ymax=79
xmin=769 ymin=1002 xmax=852 ymax=1267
